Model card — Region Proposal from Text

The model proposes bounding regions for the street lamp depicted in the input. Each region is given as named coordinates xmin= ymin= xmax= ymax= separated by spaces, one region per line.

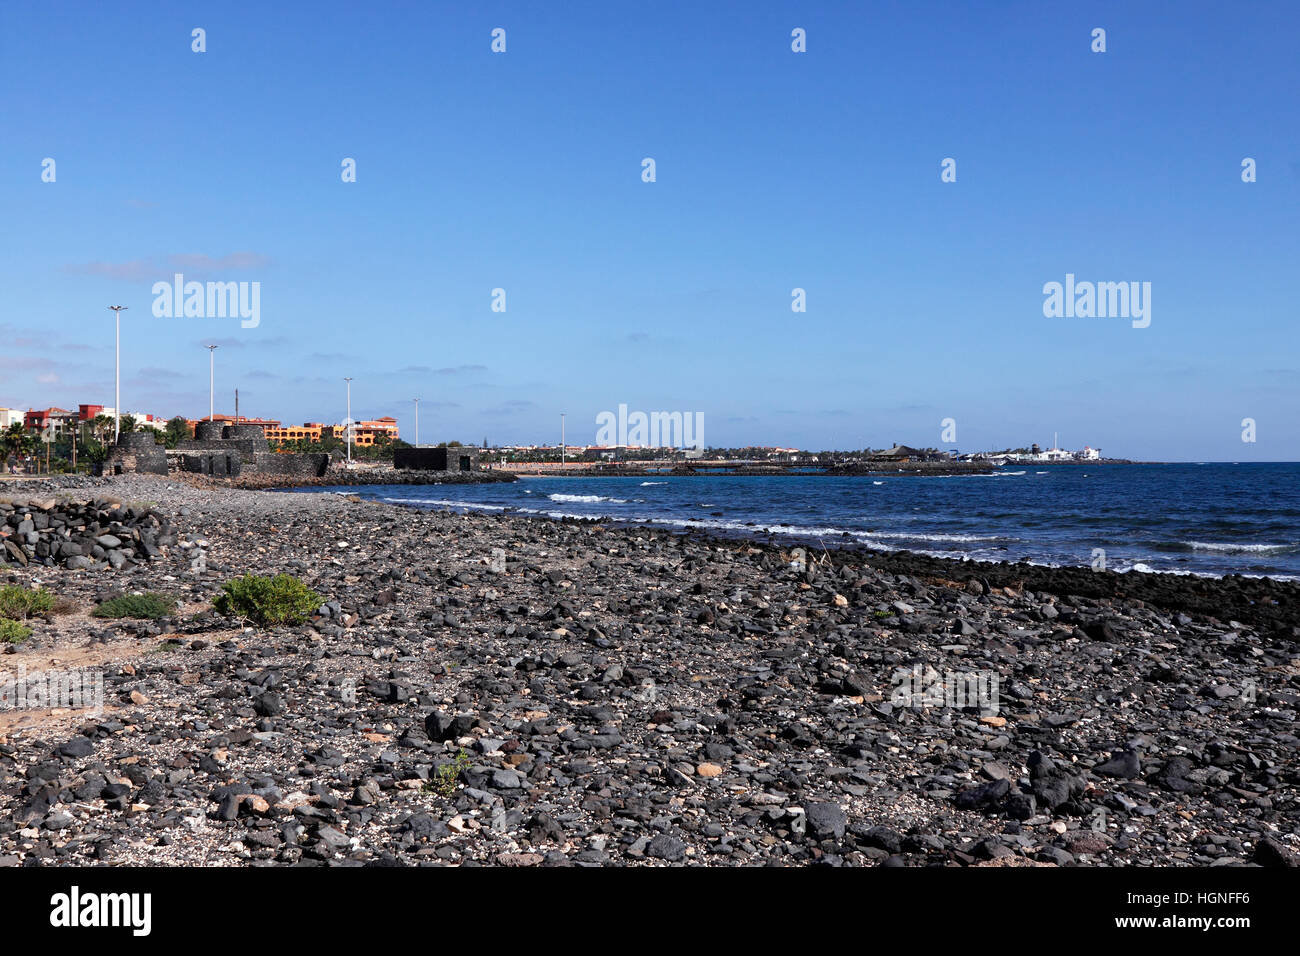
xmin=560 ymin=412 xmax=565 ymax=468
xmin=344 ymin=377 xmax=353 ymax=465
xmin=413 ymin=397 xmax=420 ymax=448
xmin=108 ymin=306 xmax=128 ymax=442
xmin=205 ymin=344 xmax=219 ymax=421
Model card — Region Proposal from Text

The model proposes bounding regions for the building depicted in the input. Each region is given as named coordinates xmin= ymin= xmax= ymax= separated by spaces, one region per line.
xmin=1078 ymin=445 xmax=1101 ymax=460
xmin=265 ymin=422 xmax=325 ymax=444
xmin=0 ymin=408 xmax=24 ymax=429
xmin=24 ymin=408 xmax=78 ymax=435
xmin=393 ymin=446 xmax=477 ymax=472
xmin=322 ymin=417 xmax=399 ymax=447
xmin=870 ymin=444 xmax=928 ymax=462
xmin=170 ymin=420 xmax=330 ymax=478
xmin=102 ymin=432 xmax=169 ymax=476
xmin=1036 ymin=433 xmax=1072 ymax=461
xmin=185 ymin=415 xmax=282 ymax=435
xmin=127 ymin=413 xmax=165 ymax=431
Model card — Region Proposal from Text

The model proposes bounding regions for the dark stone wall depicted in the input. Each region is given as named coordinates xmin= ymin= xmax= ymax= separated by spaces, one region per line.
xmin=104 ymin=432 xmax=169 ymax=475
xmin=165 ymin=422 xmax=329 ymax=479
xmin=223 ymin=424 xmax=270 ymax=452
xmin=243 ymin=453 xmax=330 ymax=478
xmin=172 ymin=448 xmax=328 ymax=478
xmin=181 ymin=452 xmax=242 ymax=476
xmin=177 ymin=438 xmax=262 ymax=457
xmin=394 ymin=447 xmax=479 ymax=471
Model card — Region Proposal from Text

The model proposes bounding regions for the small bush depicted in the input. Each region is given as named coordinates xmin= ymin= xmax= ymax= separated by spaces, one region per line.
xmin=0 ymin=585 xmax=54 ymax=621
xmin=214 ymin=573 xmax=322 ymax=626
xmin=92 ymin=592 xmax=174 ymax=620
xmin=0 ymin=618 xmax=31 ymax=643
xmin=424 ymin=749 xmax=472 ymax=798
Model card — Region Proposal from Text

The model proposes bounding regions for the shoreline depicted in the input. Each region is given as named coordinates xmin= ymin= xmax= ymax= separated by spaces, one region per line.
xmin=6 ymin=472 xmax=1298 ymax=588
xmin=1 ymin=474 xmax=1296 ymax=868
xmin=279 ymin=481 xmax=1300 ymax=591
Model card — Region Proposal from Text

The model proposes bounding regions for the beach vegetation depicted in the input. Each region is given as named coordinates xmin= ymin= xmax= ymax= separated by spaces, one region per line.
xmin=424 ymin=749 xmax=472 ymax=797
xmin=92 ymin=592 xmax=174 ymax=620
xmin=0 ymin=584 xmax=55 ymax=621
xmin=0 ymin=618 xmax=32 ymax=643
xmin=214 ymin=573 xmax=322 ymax=625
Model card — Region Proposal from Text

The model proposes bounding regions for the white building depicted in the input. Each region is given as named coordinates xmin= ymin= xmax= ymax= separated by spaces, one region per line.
xmin=1077 ymin=445 xmax=1101 ymax=460
xmin=0 ymin=408 xmax=24 ymax=429
xmin=1037 ymin=431 xmax=1072 ymax=461
xmin=127 ymin=413 xmax=166 ymax=431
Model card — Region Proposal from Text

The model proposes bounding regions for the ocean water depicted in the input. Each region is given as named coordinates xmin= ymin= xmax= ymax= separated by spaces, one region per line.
xmin=295 ymin=463 xmax=1300 ymax=580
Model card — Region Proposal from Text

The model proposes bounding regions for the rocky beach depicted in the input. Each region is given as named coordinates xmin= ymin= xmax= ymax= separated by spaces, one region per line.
xmin=1 ymin=474 xmax=1296 ymax=868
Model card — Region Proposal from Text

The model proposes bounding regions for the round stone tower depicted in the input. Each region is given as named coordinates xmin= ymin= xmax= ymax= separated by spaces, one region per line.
xmin=194 ymin=420 xmax=225 ymax=442
xmin=105 ymin=431 xmax=169 ymax=475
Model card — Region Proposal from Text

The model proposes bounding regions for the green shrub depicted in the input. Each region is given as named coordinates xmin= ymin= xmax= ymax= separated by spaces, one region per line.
xmin=424 ymin=749 xmax=472 ymax=797
xmin=0 ymin=618 xmax=31 ymax=643
xmin=91 ymin=592 xmax=174 ymax=620
xmin=0 ymin=585 xmax=54 ymax=621
xmin=214 ymin=573 xmax=322 ymax=626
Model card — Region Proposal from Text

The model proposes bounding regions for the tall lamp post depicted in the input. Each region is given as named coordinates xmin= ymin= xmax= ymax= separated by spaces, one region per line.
xmin=205 ymin=344 xmax=219 ymax=421
xmin=560 ymin=412 xmax=565 ymax=468
xmin=413 ymin=397 xmax=420 ymax=448
xmin=108 ymin=306 xmax=128 ymax=442
xmin=344 ymin=377 xmax=353 ymax=465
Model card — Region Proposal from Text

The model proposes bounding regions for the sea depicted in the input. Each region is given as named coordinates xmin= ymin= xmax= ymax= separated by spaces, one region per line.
xmin=292 ymin=462 xmax=1300 ymax=580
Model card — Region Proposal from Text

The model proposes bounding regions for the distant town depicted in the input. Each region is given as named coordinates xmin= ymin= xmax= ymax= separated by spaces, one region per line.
xmin=0 ymin=399 xmax=1121 ymax=476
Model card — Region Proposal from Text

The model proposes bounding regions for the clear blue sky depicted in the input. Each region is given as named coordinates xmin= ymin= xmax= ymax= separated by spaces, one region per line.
xmin=1 ymin=0 xmax=1297 ymax=460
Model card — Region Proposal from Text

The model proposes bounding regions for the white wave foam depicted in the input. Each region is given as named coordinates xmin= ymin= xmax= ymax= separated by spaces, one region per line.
xmin=639 ymin=481 xmax=666 ymax=486
xmin=865 ymin=531 xmax=1004 ymax=543
xmin=1183 ymin=541 xmax=1293 ymax=554
xmin=547 ymin=494 xmax=628 ymax=504
xmin=382 ymin=497 xmax=507 ymax=511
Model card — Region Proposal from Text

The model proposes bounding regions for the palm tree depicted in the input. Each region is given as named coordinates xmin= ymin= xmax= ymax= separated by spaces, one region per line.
xmin=163 ymin=416 xmax=191 ymax=448
xmin=91 ymin=414 xmax=114 ymax=444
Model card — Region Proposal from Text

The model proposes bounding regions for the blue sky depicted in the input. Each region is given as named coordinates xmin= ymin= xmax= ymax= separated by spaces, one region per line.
xmin=1 ymin=0 xmax=1297 ymax=460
